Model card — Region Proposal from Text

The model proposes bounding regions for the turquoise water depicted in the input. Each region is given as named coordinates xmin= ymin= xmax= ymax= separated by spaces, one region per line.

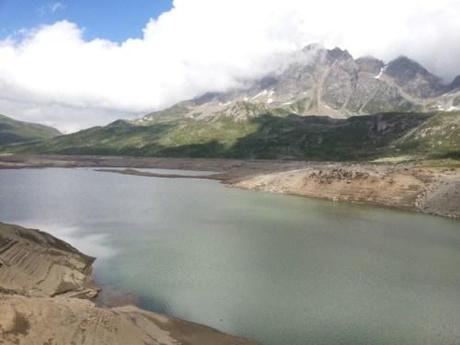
xmin=0 ymin=168 xmax=459 ymax=345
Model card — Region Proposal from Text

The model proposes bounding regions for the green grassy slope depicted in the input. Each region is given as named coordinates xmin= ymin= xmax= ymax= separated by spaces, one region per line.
xmin=393 ymin=112 xmax=460 ymax=159
xmin=0 ymin=114 xmax=61 ymax=145
xmin=5 ymin=111 xmax=458 ymax=162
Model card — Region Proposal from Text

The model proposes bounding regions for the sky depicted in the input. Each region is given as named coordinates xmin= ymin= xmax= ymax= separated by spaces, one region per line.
xmin=0 ymin=0 xmax=172 ymax=42
xmin=0 ymin=0 xmax=459 ymax=132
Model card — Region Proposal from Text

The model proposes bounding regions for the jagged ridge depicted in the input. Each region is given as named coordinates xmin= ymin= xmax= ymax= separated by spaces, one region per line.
xmin=136 ymin=45 xmax=460 ymax=123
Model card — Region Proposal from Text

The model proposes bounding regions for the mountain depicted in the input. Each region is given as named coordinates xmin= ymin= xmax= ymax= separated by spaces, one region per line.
xmin=0 ymin=114 xmax=61 ymax=145
xmin=134 ymin=44 xmax=460 ymax=123
xmin=3 ymin=45 xmax=459 ymax=161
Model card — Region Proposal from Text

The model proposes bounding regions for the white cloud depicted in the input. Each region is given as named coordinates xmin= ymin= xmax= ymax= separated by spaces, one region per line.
xmin=1 ymin=0 xmax=460 ymax=132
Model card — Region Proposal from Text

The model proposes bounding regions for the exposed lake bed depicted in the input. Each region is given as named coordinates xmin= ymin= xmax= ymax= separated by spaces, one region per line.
xmin=1 ymin=165 xmax=460 ymax=345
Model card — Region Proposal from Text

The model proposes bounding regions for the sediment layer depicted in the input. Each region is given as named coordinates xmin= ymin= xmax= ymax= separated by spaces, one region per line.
xmin=0 ymin=223 xmax=97 ymax=298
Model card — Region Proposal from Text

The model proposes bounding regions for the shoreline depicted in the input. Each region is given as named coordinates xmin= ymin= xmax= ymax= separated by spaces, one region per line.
xmin=0 ymin=222 xmax=259 ymax=345
xmin=94 ymin=168 xmax=224 ymax=180
xmin=1 ymin=154 xmax=459 ymax=220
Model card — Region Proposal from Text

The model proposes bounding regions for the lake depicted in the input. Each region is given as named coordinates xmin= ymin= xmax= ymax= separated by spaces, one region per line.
xmin=0 ymin=168 xmax=459 ymax=345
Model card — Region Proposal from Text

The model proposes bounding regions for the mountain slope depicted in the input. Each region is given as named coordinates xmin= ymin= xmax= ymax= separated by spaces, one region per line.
xmin=0 ymin=114 xmax=61 ymax=145
xmin=394 ymin=111 xmax=460 ymax=159
xmin=8 ymin=111 xmax=459 ymax=161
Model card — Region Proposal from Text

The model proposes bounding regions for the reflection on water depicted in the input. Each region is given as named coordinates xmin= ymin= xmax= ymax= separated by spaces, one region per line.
xmin=1 ymin=168 xmax=460 ymax=345
xmin=15 ymin=221 xmax=115 ymax=259
xmin=96 ymin=167 xmax=217 ymax=176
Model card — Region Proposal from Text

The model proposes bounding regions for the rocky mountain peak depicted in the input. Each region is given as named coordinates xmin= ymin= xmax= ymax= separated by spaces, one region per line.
xmin=355 ymin=56 xmax=384 ymax=75
xmin=302 ymin=42 xmax=324 ymax=53
xmin=386 ymin=56 xmax=432 ymax=79
xmin=326 ymin=47 xmax=352 ymax=61
xmin=300 ymin=44 xmax=353 ymax=66
xmin=384 ymin=56 xmax=445 ymax=98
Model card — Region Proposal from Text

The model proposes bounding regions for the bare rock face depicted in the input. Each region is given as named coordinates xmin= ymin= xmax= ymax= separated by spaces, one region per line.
xmin=0 ymin=223 xmax=98 ymax=298
xmin=0 ymin=223 xmax=259 ymax=345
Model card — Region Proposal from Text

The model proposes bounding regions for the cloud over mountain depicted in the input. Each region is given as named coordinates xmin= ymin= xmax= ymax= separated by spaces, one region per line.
xmin=1 ymin=0 xmax=459 ymax=132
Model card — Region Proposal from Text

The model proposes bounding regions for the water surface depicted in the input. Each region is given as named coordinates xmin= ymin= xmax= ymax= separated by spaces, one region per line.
xmin=0 ymin=168 xmax=459 ymax=345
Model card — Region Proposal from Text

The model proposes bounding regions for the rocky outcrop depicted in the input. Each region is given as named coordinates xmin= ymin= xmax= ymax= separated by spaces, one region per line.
xmin=0 ymin=223 xmax=258 ymax=345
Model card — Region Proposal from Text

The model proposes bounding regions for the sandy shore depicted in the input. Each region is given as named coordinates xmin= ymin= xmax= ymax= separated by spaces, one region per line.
xmin=1 ymin=154 xmax=459 ymax=219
